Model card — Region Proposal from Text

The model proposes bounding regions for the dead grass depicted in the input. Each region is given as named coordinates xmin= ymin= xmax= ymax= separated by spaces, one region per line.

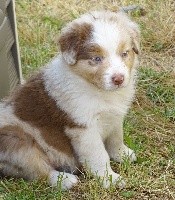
xmin=15 ymin=0 xmax=175 ymax=75
xmin=0 ymin=0 xmax=174 ymax=199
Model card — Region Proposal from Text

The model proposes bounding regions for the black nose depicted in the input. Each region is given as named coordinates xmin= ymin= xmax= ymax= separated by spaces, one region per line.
xmin=112 ymin=74 xmax=124 ymax=86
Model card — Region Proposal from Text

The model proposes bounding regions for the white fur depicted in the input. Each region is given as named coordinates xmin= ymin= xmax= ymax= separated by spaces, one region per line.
xmin=62 ymin=51 xmax=77 ymax=65
xmin=43 ymin=56 xmax=135 ymax=126
xmin=91 ymin=17 xmax=135 ymax=90
xmin=103 ymin=59 xmax=129 ymax=90
xmin=43 ymin=53 xmax=137 ymax=188
xmin=0 ymin=10 xmax=139 ymax=189
xmin=42 ymin=11 xmax=139 ymax=188
xmin=65 ymin=125 xmax=126 ymax=188
xmin=49 ymin=170 xmax=78 ymax=190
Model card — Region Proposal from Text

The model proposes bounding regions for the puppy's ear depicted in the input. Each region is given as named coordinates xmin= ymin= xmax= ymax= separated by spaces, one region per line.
xmin=58 ymin=23 xmax=92 ymax=65
xmin=129 ymin=21 xmax=140 ymax=55
xmin=58 ymin=27 xmax=79 ymax=65
xmin=116 ymin=11 xmax=140 ymax=55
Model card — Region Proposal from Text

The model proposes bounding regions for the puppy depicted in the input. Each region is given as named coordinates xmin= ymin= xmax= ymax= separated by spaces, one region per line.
xmin=0 ymin=10 xmax=140 ymax=190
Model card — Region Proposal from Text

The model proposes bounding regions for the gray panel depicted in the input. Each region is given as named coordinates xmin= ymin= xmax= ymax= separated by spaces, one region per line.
xmin=0 ymin=9 xmax=5 ymax=25
xmin=6 ymin=0 xmax=11 ymax=8
xmin=0 ymin=0 xmax=22 ymax=99
xmin=0 ymin=48 xmax=10 ymax=99
xmin=6 ymin=18 xmax=14 ymax=52
xmin=0 ymin=0 xmax=6 ymax=13
xmin=7 ymin=1 xmax=22 ymax=81
xmin=0 ymin=17 xmax=8 ymax=51
xmin=8 ymin=50 xmax=19 ymax=91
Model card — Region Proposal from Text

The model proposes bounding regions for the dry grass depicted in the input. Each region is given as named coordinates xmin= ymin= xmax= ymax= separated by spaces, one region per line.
xmin=0 ymin=0 xmax=174 ymax=199
xmin=16 ymin=0 xmax=175 ymax=75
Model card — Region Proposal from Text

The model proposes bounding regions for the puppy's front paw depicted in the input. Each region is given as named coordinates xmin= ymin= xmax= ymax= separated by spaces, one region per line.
xmin=115 ymin=145 xmax=137 ymax=163
xmin=49 ymin=170 xmax=78 ymax=190
xmin=101 ymin=172 xmax=126 ymax=189
xmin=125 ymin=147 xmax=137 ymax=162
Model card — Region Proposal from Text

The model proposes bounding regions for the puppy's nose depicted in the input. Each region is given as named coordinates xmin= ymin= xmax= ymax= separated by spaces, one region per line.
xmin=112 ymin=74 xmax=124 ymax=86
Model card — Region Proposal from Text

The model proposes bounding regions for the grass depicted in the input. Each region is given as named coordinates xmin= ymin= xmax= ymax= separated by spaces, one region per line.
xmin=0 ymin=0 xmax=175 ymax=199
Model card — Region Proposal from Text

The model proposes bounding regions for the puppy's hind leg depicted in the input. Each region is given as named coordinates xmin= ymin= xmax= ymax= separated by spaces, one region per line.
xmin=0 ymin=125 xmax=78 ymax=190
xmin=48 ymin=170 xmax=78 ymax=190
xmin=0 ymin=158 xmax=78 ymax=190
xmin=0 ymin=125 xmax=52 ymax=180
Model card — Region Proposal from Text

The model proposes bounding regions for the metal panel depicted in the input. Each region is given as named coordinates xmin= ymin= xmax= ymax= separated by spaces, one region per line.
xmin=0 ymin=9 xmax=5 ymax=25
xmin=0 ymin=17 xmax=8 ymax=50
xmin=7 ymin=1 xmax=22 ymax=85
xmin=0 ymin=0 xmax=22 ymax=99
xmin=0 ymin=17 xmax=10 ymax=99
xmin=0 ymin=0 xmax=6 ymax=13
xmin=0 ymin=47 xmax=10 ymax=98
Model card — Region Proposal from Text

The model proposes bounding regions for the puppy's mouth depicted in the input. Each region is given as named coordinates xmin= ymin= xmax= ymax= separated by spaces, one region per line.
xmin=92 ymin=80 xmax=127 ymax=91
xmin=103 ymin=83 xmax=126 ymax=91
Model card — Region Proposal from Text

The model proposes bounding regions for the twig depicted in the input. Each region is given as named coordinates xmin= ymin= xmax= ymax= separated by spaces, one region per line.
xmin=121 ymin=5 xmax=146 ymax=16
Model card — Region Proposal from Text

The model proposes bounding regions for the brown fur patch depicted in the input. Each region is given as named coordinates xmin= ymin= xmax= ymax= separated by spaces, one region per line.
xmin=0 ymin=125 xmax=35 ymax=152
xmin=13 ymin=73 xmax=79 ymax=157
xmin=0 ymin=125 xmax=51 ymax=179
xmin=117 ymin=41 xmax=127 ymax=55
xmin=132 ymin=46 xmax=139 ymax=55
xmin=59 ymin=22 xmax=93 ymax=63
xmin=117 ymin=40 xmax=137 ymax=70
xmin=124 ymin=50 xmax=135 ymax=70
xmin=77 ymin=43 xmax=106 ymax=61
xmin=71 ymin=57 xmax=110 ymax=90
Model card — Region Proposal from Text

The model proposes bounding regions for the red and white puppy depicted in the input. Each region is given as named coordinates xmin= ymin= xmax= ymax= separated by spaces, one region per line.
xmin=0 ymin=10 xmax=140 ymax=190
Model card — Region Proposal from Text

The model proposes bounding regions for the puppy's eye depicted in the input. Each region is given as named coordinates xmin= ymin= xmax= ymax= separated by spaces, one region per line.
xmin=121 ymin=51 xmax=129 ymax=58
xmin=91 ymin=56 xmax=103 ymax=63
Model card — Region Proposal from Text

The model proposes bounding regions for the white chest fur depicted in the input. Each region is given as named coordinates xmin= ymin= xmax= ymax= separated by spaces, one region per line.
xmin=43 ymin=56 xmax=135 ymax=128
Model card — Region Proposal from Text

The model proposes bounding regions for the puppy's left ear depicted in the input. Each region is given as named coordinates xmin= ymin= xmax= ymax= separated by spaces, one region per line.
xmin=116 ymin=11 xmax=140 ymax=55
xmin=58 ymin=22 xmax=92 ymax=65
xmin=129 ymin=21 xmax=140 ymax=55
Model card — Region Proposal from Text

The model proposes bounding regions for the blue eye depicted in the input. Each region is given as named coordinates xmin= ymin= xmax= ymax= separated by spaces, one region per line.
xmin=95 ymin=57 xmax=101 ymax=62
xmin=91 ymin=56 xmax=103 ymax=62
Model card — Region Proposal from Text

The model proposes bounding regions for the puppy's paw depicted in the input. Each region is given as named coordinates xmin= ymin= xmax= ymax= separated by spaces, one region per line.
xmin=115 ymin=145 xmax=137 ymax=163
xmin=126 ymin=147 xmax=137 ymax=162
xmin=101 ymin=172 xmax=126 ymax=189
xmin=49 ymin=170 xmax=78 ymax=190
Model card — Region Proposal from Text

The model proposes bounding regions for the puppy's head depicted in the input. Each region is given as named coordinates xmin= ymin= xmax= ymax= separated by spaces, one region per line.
xmin=59 ymin=10 xmax=140 ymax=90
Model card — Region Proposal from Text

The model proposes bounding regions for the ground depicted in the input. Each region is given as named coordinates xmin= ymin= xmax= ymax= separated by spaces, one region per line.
xmin=0 ymin=0 xmax=174 ymax=199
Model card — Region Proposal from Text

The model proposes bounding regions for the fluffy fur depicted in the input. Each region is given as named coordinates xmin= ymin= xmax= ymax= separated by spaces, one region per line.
xmin=0 ymin=10 xmax=140 ymax=190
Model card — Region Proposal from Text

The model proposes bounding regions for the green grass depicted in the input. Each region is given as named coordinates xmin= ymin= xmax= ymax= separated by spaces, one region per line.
xmin=0 ymin=0 xmax=175 ymax=199
xmin=0 ymin=69 xmax=174 ymax=200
